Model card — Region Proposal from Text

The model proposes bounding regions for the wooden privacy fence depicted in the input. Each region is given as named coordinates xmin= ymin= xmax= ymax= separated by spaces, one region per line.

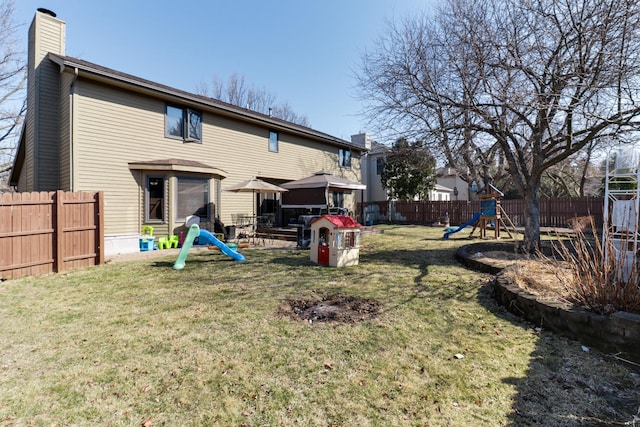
xmin=0 ymin=191 xmax=104 ymax=280
xmin=360 ymin=197 xmax=604 ymax=229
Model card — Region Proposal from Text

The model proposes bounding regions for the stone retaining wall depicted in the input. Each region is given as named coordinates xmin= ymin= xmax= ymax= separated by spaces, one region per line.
xmin=456 ymin=242 xmax=640 ymax=363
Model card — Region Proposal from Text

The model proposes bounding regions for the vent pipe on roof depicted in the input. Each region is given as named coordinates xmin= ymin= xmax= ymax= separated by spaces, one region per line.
xmin=37 ymin=8 xmax=57 ymax=17
xmin=268 ymin=107 xmax=272 ymax=117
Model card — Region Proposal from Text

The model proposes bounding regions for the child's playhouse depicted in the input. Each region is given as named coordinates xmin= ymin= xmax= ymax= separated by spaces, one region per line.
xmin=309 ymin=215 xmax=362 ymax=267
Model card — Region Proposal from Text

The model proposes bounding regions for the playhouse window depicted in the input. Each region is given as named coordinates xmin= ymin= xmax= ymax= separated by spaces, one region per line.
xmin=336 ymin=231 xmax=359 ymax=249
xmin=319 ymin=227 xmax=330 ymax=246
xmin=345 ymin=231 xmax=357 ymax=248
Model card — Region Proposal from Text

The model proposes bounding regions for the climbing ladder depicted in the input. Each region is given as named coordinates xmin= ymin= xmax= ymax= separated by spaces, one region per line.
xmin=603 ymin=147 xmax=640 ymax=282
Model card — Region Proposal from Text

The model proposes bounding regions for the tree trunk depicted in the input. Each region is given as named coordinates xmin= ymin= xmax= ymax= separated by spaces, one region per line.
xmin=521 ymin=183 xmax=542 ymax=254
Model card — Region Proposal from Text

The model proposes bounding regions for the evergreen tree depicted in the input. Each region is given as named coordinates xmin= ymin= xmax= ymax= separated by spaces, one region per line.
xmin=381 ymin=138 xmax=436 ymax=201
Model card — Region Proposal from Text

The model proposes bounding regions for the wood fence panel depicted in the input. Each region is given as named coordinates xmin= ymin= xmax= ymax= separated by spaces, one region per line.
xmin=1 ymin=192 xmax=55 ymax=280
xmin=59 ymin=191 xmax=103 ymax=272
xmin=0 ymin=191 xmax=103 ymax=280
xmin=360 ymin=197 xmax=605 ymax=228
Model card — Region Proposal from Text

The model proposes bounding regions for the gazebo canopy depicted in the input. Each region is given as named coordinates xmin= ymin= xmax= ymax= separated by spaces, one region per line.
xmin=280 ymin=171 xmax=366 ymax=209
xmin=280 ymin=171 xmax=366 ymax=191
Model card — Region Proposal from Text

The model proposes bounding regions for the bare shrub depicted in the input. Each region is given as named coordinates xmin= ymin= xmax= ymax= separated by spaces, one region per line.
xmin=567 ymin=215 xmax=593 ymax=233
xmin=545 ymin=219 xmax=640 ymax=314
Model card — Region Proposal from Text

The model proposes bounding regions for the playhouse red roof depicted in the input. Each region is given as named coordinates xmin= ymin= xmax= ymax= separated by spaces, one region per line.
xmin=312 ymin=214 xmax=362 ymax=228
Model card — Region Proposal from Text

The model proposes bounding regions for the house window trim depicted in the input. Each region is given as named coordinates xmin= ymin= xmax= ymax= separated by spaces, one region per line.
xmin=269 ymin=130 xmax=279 ymax=153
xmin=165 ymin=104 xmax=203 ymax=143
xmin=145 ymin=175 xmax=166 ymax=223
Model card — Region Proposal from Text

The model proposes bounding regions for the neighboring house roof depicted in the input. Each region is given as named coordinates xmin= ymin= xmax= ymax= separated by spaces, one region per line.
xmin=435 ymin=167 xmax=469 ymax=180
xmin=311 ymin=214 xmax=362 ymax=228
xmin=47 ymin=53 xmax=363 ymax=151
xmin=434 ymin=184 xmax=454 ymax=192
xmin=368 ymin=141 xmax=389 ymax=155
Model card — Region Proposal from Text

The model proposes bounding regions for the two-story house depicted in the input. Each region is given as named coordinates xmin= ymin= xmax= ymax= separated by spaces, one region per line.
xmin=10 ymin=9 xmax=365 ymax=255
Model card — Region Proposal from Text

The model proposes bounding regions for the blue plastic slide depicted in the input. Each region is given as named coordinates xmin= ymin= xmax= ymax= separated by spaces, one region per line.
xmin=197 ymin=229 xmax=246 ymax=262
xmin=173 ymin=224 xmax=245 ymax=270
xmin=443 ymin=212 xmax=482 ymax=239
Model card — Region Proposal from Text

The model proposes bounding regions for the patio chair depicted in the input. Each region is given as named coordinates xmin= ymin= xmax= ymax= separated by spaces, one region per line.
xmin=157 ymin=236 xmax=170 ymax=250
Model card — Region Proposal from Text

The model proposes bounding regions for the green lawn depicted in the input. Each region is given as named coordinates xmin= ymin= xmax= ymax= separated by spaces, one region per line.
xmin=0 ymin=225 xmax=637 ymax=426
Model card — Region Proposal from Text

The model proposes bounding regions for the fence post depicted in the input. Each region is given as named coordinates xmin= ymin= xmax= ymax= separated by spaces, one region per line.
xmin=55 ymin=190 xmax=64 ymax=273
xmin=96 ymin=191 xmax=105 ymax=265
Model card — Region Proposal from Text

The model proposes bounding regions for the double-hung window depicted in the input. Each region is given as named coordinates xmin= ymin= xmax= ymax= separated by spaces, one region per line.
xmin=376 ymin=157 xmax=385 ymax=175
xmin=165 ymin=105 xmax=202 ymax=142
xmin=339 ymin=148 xmax=351 ymax=168
xmin=269 ymin=130 xmax=279 ymax=152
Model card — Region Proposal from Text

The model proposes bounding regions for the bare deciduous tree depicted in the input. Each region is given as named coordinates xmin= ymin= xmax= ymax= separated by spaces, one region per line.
xmin=358 ymin=0 xmax=640 ymax=251
xmin=269 ymin=102 xmax=310 ymax=128
xmin=0 ymin=0 xmax=26 ymax=187
xmin=197 ymin=73 xmax=310 ymax=127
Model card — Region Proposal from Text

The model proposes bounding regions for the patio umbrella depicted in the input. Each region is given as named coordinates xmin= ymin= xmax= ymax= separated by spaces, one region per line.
xmin=223 ymin=177 xmax=288 ymax=224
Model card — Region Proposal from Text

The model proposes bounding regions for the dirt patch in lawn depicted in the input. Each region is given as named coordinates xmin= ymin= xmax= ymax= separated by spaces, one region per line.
xmin=280 ymin=294 xmax=382 ymax=324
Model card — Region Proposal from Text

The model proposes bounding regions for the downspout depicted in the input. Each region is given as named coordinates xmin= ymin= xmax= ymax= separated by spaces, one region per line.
xmin=67 ymin=67 xmax=78 ymax=190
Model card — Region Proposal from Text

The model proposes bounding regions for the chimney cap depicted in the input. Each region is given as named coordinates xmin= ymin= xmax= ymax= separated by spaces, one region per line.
xmin=37 ymin=8 xmax=57 ymax=17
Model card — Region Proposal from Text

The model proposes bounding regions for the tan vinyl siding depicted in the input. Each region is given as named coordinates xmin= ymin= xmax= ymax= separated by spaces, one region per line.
xmin=25 ymin=18 xmax=37 ymax=191
xmin=35 ymin=58 xmax=60 ymax=190
xmin=25 ymin=12 xmax=65 ymax=191
xmin=72 ymin=81 xmax=161 ymax=235
xmin=70 ymin=78 xmax=362 ymax=234
xmin=205 ymin=115 xmax=362 ymax=224
xmin=58 ymin=72 xmax=73 ymax=191
xmin=17 ymin=170 xmax=27 ymax=192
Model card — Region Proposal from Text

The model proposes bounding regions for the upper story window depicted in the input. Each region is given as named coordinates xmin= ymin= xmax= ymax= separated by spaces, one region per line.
xmin=376 ymin=157 xmax=385 ymax=175
xmin=269 ymin=130 xmax=279 ymax=152
xmin=165 ymin=105 xmax=202 ymax=142
xmin=339 ymin=149 xmax=352 ymax=168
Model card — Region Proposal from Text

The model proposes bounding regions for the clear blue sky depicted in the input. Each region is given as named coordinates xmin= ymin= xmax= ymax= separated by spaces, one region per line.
xmin=14 ymin=0 xmax=436 ymax=142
